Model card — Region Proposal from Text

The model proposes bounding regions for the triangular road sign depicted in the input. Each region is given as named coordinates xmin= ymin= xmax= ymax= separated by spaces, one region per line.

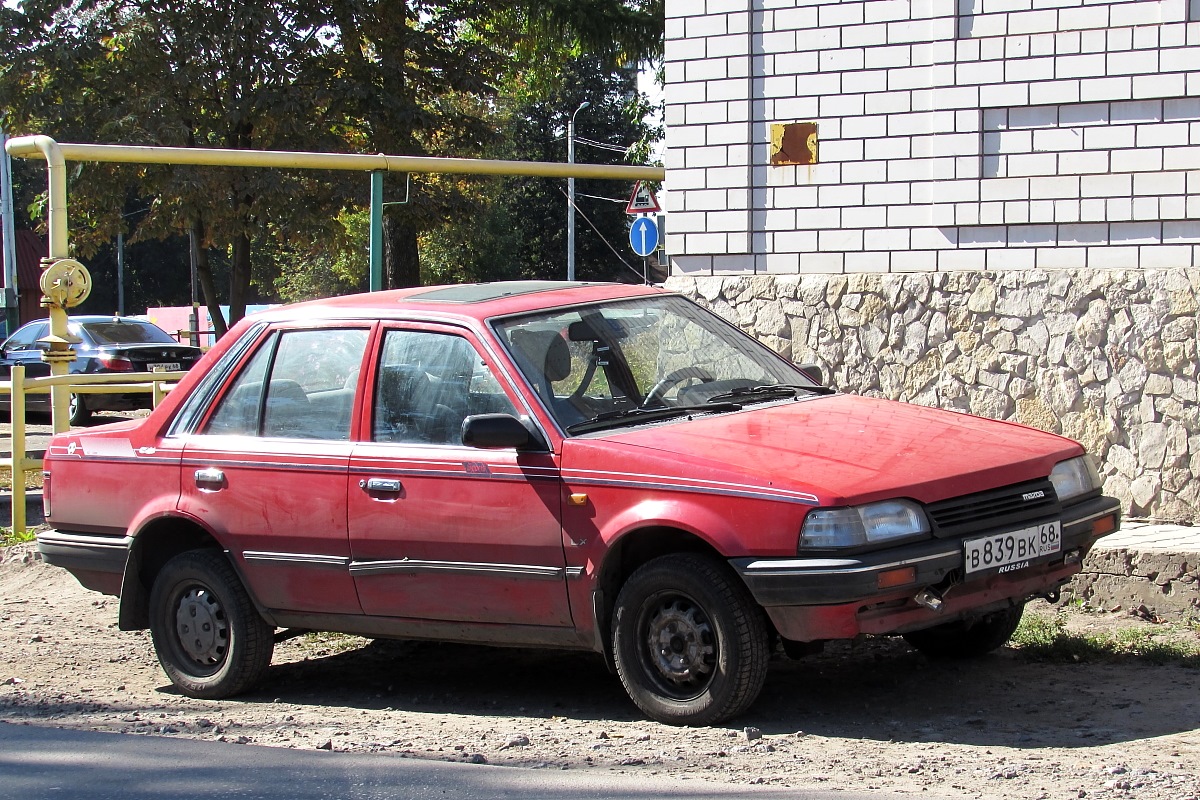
xmin=626 ymin=181 xmax=661 ymax=215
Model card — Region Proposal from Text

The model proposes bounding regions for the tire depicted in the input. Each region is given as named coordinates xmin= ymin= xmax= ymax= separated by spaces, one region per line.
xmin=902 ymin=602 xmax=1025 ymax=659
xmin=612 ymin=553 xmax=769 ymax=726
xmin=148 ymin=549 xmax=274 ymax=698
xmin=68 ymin=393 xmax=91 ymax=426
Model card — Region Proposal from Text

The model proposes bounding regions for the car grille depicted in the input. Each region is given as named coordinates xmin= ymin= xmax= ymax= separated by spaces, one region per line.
xmin=926 ymin=478 xmax=1060 ymax=539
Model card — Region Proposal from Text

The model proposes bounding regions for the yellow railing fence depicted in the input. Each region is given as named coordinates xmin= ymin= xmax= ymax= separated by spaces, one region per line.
xmin=2 ymin=366 xmax=185 ymax=536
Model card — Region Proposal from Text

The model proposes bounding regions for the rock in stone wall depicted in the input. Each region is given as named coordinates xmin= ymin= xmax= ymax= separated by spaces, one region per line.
xmin=666 ymin=270 xmax=1200 ymax=524
xmin=1066 ymin=548 xmax=1199 ymax=622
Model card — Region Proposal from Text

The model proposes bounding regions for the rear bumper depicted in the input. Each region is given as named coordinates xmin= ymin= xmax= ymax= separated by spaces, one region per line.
xmin=730 ymin=494 xmax=1120 ymax=641
xmin=37 ymin=529 xmax=131 ymax=595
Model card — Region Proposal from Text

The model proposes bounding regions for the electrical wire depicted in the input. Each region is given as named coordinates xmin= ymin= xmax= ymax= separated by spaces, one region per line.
xmin=576 ymin=137 xmax=631 ymax=154
xmin=557 ymin=185 xmax=650 ymax=282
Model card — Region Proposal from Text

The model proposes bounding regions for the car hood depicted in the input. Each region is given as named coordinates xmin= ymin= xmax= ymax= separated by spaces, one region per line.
xmin=565 ymin=394 xmax=1081 ymax=506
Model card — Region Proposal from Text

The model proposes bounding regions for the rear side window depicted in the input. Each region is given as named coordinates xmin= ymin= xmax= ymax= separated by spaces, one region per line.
xmin=3 ymin=323 xmax=47 ymax=351
xmin=205 ymin=328 xmax=369 ymax=440
xmin=78 ymin=321 xmax=176 ymax=345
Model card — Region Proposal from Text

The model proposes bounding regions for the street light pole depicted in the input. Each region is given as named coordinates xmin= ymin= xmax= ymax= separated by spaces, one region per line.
xmin=566 ymin=101 xmax=589 ymax=282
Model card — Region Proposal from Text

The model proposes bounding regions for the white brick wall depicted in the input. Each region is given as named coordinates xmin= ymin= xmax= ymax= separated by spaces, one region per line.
xmin=663 ymin=0 xmax=1200 ymax=274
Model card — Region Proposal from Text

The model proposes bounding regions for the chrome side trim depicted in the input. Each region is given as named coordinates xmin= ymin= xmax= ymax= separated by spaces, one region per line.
xmin=565 ymin=566 xmax=585 ymax=579
xmin=349 ymin=559 xmax=565 ymax=580
xmin=37 ymin=530 xmax=134 ymax=551
xmin=563 ymin=473 xmax=820 ymax=506
xmin=738 ymin=549 xmax=957 ymax=577
xmin=242 ymin=551 xmax=351 ymax=568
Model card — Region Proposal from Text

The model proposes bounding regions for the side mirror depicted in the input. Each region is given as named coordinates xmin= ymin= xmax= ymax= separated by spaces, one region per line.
xmin=461 ymin=414 xmax=547 ymax=451
xmin=796 ymin=363 xmax=824 ymax=386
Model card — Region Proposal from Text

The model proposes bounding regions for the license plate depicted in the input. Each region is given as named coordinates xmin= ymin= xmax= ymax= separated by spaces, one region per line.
xmin=964 ymin=521 xmax=1061 ymax=575
xmin=149 ymin=362 xmax=181 ymax=372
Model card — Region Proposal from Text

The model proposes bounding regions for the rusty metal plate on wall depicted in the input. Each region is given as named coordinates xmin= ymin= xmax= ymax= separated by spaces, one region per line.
xmin=770 ymin=122 xmax=818 ymax=166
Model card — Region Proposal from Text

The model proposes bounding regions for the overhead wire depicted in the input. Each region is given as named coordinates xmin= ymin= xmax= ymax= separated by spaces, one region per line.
xmin=557 ymin=185 xmax=651 ymax=282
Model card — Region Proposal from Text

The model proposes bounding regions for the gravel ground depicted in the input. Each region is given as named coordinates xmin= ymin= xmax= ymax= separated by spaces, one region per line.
xmin=2 ymin=543 xmax=1198 ymax=799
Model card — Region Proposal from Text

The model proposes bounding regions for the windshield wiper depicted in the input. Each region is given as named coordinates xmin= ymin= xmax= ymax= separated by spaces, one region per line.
xmin=566 ymin=402 xmax=742 ymax=435
xmin=706 ymin=383 xmax=835 ymax=403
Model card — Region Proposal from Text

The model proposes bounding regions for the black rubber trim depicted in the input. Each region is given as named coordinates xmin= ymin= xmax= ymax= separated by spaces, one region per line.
xmin=732 ymin=494 xmax=1121 ymax=607
xmin=37 ymin=529 xmax=132 ymax=576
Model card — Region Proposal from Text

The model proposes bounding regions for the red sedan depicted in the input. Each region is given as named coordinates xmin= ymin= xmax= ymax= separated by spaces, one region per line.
xmin=37 ymin=282 xmax=1120 ymax=725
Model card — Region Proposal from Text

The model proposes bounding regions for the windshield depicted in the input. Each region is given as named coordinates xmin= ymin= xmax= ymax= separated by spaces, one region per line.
xmin=494 ymin=294 xmax=825 ymax=433
xmin=77 ymin=321 xmax=178 ymax=346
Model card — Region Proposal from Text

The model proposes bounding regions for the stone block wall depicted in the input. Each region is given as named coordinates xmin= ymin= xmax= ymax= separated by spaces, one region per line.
xmin=667 ymin=269 xmax=1200 ymax=523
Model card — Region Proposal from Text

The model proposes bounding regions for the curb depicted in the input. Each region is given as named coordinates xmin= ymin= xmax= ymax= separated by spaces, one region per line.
xmin=0 ymin=491 xmax=45 ymax=527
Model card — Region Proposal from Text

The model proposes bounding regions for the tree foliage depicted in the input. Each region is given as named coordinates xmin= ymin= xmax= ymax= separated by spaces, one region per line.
xmin=422 ymin=55 xmax=658 ymax=286
xmin=0 ymin=1 xmax=662 ymax=327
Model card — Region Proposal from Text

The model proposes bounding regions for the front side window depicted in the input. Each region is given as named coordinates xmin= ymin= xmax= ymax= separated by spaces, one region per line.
xmin=373 ymin=330 xmax=516 ymax=445
xmin=495 ymin=295 xmax=822 ymax=433
xmin=205 ymin=328 xmax=368 ymax=439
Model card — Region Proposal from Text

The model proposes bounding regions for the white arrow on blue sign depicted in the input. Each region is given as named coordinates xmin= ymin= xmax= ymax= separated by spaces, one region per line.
xmin=629 ymin=216 xmax=659 ymax=258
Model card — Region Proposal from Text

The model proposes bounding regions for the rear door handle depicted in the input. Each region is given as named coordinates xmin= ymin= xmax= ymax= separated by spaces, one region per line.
xmin=195 ymin=468 xmax=225 ymax=490
xmin=360 ymin=477 xmax=403 ymax=494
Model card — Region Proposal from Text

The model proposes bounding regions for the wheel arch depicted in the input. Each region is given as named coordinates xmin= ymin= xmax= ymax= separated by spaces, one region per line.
xmin=590 ymin=524 xmax=732 ymax=667
xmin=118 ymin=515 xmax=261 ymax=631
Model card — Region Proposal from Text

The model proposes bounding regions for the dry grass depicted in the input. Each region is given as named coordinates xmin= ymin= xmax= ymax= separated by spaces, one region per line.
xmin=0 ymin=467 xmax=44 ymax=492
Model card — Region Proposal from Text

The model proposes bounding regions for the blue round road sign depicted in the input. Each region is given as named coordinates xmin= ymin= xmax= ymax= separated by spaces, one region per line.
xmin=629 ymin=216 xmax=659 ymax=258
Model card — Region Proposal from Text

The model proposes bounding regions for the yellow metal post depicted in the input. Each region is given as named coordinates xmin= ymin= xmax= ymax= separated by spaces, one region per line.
xmin=10 ymin=364 xmax=26 ymax=536
xmin=7 ymin=136 xmax=76 ymax=434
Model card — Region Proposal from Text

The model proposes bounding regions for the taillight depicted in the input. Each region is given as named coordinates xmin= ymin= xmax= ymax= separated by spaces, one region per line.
xmin=97 ymin=353 xmax=135 ymax=371
xmin=42 ymin=470 xmax=51 ymax=519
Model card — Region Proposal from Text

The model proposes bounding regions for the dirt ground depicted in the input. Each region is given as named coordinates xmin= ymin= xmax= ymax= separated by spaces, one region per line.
xmin=2 ymin=542 xmax=1198 ymax=800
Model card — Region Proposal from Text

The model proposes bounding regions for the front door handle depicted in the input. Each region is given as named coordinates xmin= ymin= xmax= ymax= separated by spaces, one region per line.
xmin=195 ymin=468 xmax=225 ymax=490
xmin=360 ymin=477 xmax=403 ymax=494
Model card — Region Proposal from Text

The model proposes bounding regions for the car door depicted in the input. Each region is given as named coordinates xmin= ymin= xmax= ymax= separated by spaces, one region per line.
xmin=347 ymin=325 xmax=572 ymax=627
xmin=178 ymin=324 xmax=370 ymax=615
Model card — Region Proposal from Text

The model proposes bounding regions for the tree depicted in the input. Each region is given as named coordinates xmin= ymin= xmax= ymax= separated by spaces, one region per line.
xmin=421 ymin=55 xmax=659 ymax=286
xmin=0 ymin=1 xmax=663 ymax=329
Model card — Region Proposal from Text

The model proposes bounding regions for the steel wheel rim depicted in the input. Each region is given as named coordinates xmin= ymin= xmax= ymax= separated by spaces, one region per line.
xmin=637 ymin=591 xmax=717 ymax=700
xmin=171 ymin=584 xmax=229 ymax=675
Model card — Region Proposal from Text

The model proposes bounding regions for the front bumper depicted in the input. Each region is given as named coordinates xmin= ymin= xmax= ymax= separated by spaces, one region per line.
xmin=730 ymin=494 xmax=1120 ymax=641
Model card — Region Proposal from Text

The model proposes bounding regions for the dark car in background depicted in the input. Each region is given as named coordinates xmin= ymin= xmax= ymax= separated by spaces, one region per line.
xmin=0 ymin=315 xmax=203 ymax=425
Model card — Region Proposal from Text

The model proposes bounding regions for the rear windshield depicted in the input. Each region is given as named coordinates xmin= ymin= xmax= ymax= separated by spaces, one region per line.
xmin=77 ymin=321 xmax=178 ymax=345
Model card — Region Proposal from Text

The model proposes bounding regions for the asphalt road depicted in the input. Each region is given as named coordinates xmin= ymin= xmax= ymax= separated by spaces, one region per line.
xmin=0 ymin=722 xmax=894 ymax=800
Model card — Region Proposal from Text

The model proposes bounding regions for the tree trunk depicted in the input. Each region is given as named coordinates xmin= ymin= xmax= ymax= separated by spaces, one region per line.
xmin=229 ymin=229 xmax=251 ymax=324
xmin=191 ymin=218 xmax=228 ymax=339
xmin=384 ymin=212 xmax=421 ymax=288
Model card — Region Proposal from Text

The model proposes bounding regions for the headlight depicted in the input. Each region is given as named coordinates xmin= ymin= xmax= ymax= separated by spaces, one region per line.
xmin=800 ymin=499 xmax=930 ymax=549
xmin=1049 ymin=455 xmax=1101 ymax=502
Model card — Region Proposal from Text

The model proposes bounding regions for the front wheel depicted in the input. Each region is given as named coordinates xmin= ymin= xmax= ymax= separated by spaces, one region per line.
xmin=902 ymin=602 xmax=1025 ymax=659
xmin=612 ymin=553 xmax=769 ymax=726
xmin=149 ymin=549 xmax=274 ymax=698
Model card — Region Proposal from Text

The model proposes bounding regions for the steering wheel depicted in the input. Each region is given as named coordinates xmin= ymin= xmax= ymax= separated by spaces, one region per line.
xmin=642 ymin=367 xmax=715 ymax=408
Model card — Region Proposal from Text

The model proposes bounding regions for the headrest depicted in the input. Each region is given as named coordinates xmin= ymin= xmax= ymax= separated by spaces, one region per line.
xmin=511 ymin=330 xmax=572 ymax=384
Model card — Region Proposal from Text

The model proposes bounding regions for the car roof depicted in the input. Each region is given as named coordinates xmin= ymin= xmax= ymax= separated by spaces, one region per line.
xmin=250 ymin=281 xmax=669 ymax=325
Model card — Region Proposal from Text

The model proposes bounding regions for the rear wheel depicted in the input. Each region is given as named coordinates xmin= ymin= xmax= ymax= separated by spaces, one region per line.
xmin=612 ymin=553 xmax=769 ymax=726
xmin=902 ymin=603 xmax=1025 ymax=659
xmin=148 ymin=549 xmax=274 ymax=698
